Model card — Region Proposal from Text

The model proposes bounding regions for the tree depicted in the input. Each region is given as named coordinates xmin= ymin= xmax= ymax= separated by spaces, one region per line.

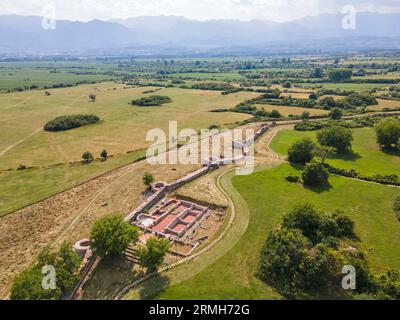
xmin=282 ymin=81 xmax=292 ymax=88
xmin=10 ymin=242 xmax=80 ymax=300
xmin=313 ymin=68 xmax=324 ymax=78
xmin=269 ymin=109 xmax=282 ymax=119
xmin=257 ymin=228 xmax=310 ymax=296
xmin=288 ymin=138 xmax=316 ymax=165
xmin=100 ymin=149 xmax=108 ymax=161
xmin=283 ymin=203 xmax=323 ymax=244
xmin=298 ymin=244 xmax=331 ymax=290
xmin=309 ymin=93 xmax=318 ymax=100
xmin=82 ymin=151 xmax=94 ymax=163
xmin=329 ymin=107 xmax=343 ymax=120
xmin=328 ymin=69 xmax=352 ymax=82
xmin=89 ymin=94 xmax=96 ymax=102
xmin=317 ymin=126 xmax=353 ymax=154
xmin=302 ymin=160 xmax=329 ymax=187
xmin=319 ymin=96 xmax=337 ymax=110
xmin=375 ymin=119 xmax=400 ymax=149
xmin=90 ymin=215 xmax=139 ymax=257
xmin=143 ymin=172 xmax=154 ymax=188
xmin=301 ymin=111 xmax=310 ymax=120
xmin=137 ymin=237 xmax=171 ymax=272
xmin=312 ymin=146 xmax=336 ymax=164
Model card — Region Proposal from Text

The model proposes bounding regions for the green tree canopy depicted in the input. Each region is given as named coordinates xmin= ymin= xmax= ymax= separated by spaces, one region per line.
xmin=90 ymin=215 xmax=139 ymax=258
xmin=137 ymin=237 xmax=171 ymax=272
xmin=288 ymin=138 xmax=316 ymax=165
xmin=10 ymin=242 xmax=80 ymax=300
xmin=82 ymin=151 xmax=94 ymax=163
xmin=143 ymin=172 xmax=155 ymax=187
xmin=317 ymin=126 xmax=353 ymax=154
xmin=375 ymin=118 xmax=400 ymax=149
xmin=302 ymin=160 xmax=330 ymax=186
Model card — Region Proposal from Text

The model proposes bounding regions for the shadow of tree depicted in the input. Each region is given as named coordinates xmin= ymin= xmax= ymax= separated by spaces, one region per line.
xmin=332 ymin=151 xmax=362 ymax=162
xmin=137 ymin=273 xmax=171 ymax=300
xmin=380 ymin=147 xmax=400 ymax=157
xmin=303 ymin=182 xmax=333 ymax=194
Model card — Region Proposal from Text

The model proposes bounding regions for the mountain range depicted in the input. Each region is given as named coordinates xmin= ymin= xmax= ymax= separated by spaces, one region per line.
xmin=1 ymin=12 xmax=400 ymax=56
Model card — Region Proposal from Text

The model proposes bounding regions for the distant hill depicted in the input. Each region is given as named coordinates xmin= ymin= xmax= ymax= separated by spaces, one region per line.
xmin=1 ymin=12 xmax=400 ymax=56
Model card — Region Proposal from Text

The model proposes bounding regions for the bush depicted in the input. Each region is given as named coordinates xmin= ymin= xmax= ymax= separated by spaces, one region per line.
xmin=317 ymin=126 xmax=353 ymax=154
xmin=82 ymin=152 xmax=94 ymax=164
xmin=288 ymin=138 xmax=316 ymax=164
xmin=302 ymin=160 xmax=329 ymax=186
xmin=285 ymin=175 xmax=300 ymax=183
xmin=131 ymin=95 xmax=172 ymax=106
xmin=44 ymin=114 xmax=100 ymax=132
xmin=329 ymin=108 xmax=343 ymax=120
xmin=294 ymin=121 xmax=324 ymax=131
xmin=90 ymin=215 xmax=139 ymax=257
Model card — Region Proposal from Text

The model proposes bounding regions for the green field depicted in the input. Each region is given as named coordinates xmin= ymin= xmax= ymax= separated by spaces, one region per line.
xmin=0 ymin=82 xmax=257 ymax=216
xmin=0 ymin=83 xmax=255 ymax=170
xmin=0 ymin=62 xmax=118 ymax=90
xmin=271 ymin=127 xmax=400 ymax=176
xmin=152 ymin=163 xmax=400 ymax=299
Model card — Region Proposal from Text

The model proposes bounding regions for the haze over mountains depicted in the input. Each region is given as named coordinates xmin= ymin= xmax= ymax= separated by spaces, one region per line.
xmin=1 ymin=12 xmax=400 ymax=56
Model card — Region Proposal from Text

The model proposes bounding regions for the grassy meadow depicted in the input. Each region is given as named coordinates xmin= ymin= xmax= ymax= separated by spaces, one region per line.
xmin=0 ymin=82 xmax=258 ymax=215
xmin=271 ymin=127 xmax=400 ymax=176
xmin=152 ymin=163 xmax=400 ymax=299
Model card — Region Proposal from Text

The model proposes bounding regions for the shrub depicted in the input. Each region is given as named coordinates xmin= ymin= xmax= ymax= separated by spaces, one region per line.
xmin=302 ymin=160 xmax=329 ymax=186
xmin=285 ymin=175 xmax=300 ymax=183
xmin=100 ymin=149 xmax=108 ymax=161
xmin=295 ymin=121 xmax=324 ymax=131
xmin=288 ymin=138 xmax=316 ymax=164
xmin=90 ymin=215 xmax=139 ymax=258
xmin=329 ymin=107 xmax=343 ymax=120
xmin=82 ymin=152 xmax=94 ymax=163
xmin=44 ymin=114 xmax=100 ymax=132
xmin=131 ymin=95 xmax=172 ymax=106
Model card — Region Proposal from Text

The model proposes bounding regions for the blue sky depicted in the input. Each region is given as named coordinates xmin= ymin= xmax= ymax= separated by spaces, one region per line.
xmin=1 ymin=0 xmax=400 ymax=22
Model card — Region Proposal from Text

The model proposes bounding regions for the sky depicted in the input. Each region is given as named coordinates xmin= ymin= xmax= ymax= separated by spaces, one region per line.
xmin=1 ymin=0 xmax=400 ymax=22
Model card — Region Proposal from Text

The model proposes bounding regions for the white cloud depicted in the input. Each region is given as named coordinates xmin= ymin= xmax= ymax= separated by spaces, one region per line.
xmin=0 ymin=0 xmax=399 ymax=22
